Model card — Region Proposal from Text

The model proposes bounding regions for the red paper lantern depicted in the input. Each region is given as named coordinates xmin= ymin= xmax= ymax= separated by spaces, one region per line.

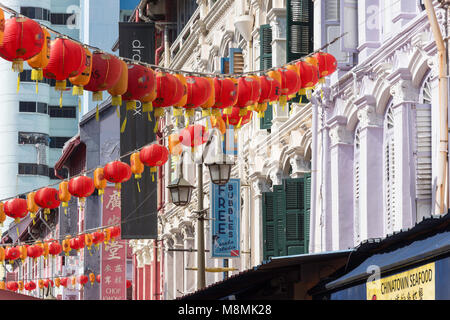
xmin=222 ymin=106 xmax=253 ymax=128
xmin=25 ymin=281 xmax=36 ymax=291
xmin=236 ymin=76 xmax=260 ymax=107
xmin=84 ymin=51 xmax=123 ymax=101
xmin=6 ymin=281 xmax=18 ymax=292
xmin=5 ymin=247 xmax=20 ymax=261
xmin=179 ymin=125 xmax=209 ymax=148
xmin=278 ymin=67 xmax=300 ymax=106
xmin=103 ymin=161 xmax=132 ymax=190
xmin=43 ymin=37 xmax=86 ymax=92
xmin=27 ymin=244 xmax=43 ymax=259
xmin=313 ymin=52 xmax=337 ymax=79
xmin=69 ymin=237 xmax=81 ymax=251
xmin=44 ymin=279 xmax=53 ymax=288
xmin=60 ymin=278 xmax=68 ymax=288
xmin=254 ymin=75 xmax=281 ymax=116
xmin=126 ymin=280 xmax=132 ymax=289
xmin=48 ymin=240 xmax=62 ymax=256
xmin=35 ymin=187 xmax=60 ymax=219
xmin=213 ymin=78 xmax=238 ymax=110
xmin=68 ymin=176 xmax=95 ymax=199
xmin=139 ymin=144 xmax=169 ymax=168
xmin=92 ymin=231 xmax=105 ymax=248
xmin=183 ymin=76 xmax=211 ymax=119
xmin=295 ymin=60 xmax=319 ymax=93
xmin=96 ymin=275 xmax=101 ymax=283
xmin=153 ymin=72 xmax=183 ymax=108
xmin=77 ymin=234 xmax=86 ymax=250
xmin=122 ymin=64 xmax=156 ymax=104
xmin=78 ymin=275 xmax=88 ymax=286
xmin=109 ymin=226 xmax=121 ymax=240
xmin=0 ymin=17 xmax=44 ymax=72
xmin=4 ymin=198 xmax=28 ymax=224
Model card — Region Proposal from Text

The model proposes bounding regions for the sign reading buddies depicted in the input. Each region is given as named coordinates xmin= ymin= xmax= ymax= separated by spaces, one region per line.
xmin=210 ymin=179 xmax=241 ymax=258
xmin=366 ymin=262 xmax=435 ymax=300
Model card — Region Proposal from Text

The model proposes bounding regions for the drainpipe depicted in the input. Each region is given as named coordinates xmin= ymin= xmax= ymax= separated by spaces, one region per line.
xmin=424 ymin=0 xmax=448 ymax=214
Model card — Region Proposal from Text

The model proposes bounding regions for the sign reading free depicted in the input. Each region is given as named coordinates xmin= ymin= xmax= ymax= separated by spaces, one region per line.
xmin=210 ymin=179 xmax=240 ymax=258
xmin=366 ymin=262 xmax=435 ymax=300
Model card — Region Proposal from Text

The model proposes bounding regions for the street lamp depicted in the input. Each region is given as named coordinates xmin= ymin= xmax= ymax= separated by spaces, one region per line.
xmin=168 ymin=128 xmax=234 ymax=289
xmin=167 ymin=151 xmax=195 ymax=206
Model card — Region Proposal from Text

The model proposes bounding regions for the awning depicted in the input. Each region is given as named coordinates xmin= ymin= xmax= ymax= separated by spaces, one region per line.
xmin=180 ymin=249 xmax=353 ymax=300
xmin=0 ymin=290 xmax=41 ymax=300
xmin=53 ymin=135 xmax=81 ymax=173
xmin=325 ymin=229 xmax=450 ymax=291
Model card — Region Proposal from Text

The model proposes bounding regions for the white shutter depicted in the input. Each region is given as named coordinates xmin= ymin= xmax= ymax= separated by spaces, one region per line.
xmin=340 ymin=0 xmax=358 ymax=52
xmin=326 ymin=0 xmax=340 ymax=20
xmin=354 ymin=128 xmax=361 ymax=245
xmin=384 ymin=106 xmax=396 ymax=234
xmin=415 ymin=104 xmax=432 ymax=200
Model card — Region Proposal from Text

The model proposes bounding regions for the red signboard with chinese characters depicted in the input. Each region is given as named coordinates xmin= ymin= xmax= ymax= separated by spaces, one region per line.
xmin=101 ymin=186 xmax=127 ymax=300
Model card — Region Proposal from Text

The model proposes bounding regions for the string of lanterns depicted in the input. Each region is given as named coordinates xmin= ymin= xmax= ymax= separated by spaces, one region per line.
xmin=1 ymin=274 xmax=132 ymax=293
xmin=0 ymin=6 xmax=337 ymax=133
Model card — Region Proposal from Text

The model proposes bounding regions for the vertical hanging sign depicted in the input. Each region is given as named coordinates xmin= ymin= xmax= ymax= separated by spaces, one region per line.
xmin=101 ymin=186 xmax=127 ymax=300
xmin=210 ymin=179 xmax=241 ymax=258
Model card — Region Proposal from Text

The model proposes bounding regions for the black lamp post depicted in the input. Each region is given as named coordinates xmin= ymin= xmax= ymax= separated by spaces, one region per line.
xmin=168 ymin=128 xmax=234 ymax=289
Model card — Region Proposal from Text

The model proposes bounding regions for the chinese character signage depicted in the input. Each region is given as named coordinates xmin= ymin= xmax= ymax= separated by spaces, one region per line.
xmin=210 ymin=179 xmax=240 ymax=258
xmin=101 ymin=186 xmax=127 ymax=300
xmin=366 ymin=262 xmax=435 ymax=300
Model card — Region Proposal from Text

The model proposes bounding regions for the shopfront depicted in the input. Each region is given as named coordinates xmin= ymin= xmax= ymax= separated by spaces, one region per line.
xmin=311 ymin=214 xmax=450 ymax=300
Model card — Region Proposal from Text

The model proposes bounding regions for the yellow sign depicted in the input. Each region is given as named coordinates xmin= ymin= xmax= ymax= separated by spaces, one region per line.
xmin=366 ymin=262 xmax=435 ymax=300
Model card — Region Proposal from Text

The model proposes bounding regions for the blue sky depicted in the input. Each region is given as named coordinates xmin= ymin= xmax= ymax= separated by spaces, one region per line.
xmin=120 ymin=0 xmax=140 ymax=10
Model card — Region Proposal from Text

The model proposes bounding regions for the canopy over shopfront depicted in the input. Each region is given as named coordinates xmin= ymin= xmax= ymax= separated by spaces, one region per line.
xmin=310 ymin=213 xmax=450 ymax=300
xmin=180 ymin=250 xmax=353 ymax=300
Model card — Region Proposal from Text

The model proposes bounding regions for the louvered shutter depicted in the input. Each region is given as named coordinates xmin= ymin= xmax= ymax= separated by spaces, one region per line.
xmin=354 ymin=129 xmax=361 ymax=244
xmin=220 ymin=57 xmax=230 ymax=74
xmin=229 ymin=48 xmax=244 ymax=74
xmin=385 ymin=135 xmax=396 ymax=234
xmin=262 ymin=192 xmax=276 ymax=260
xmin=304 ymin=173 xmax=311 ymax=252
xmin=414 ymin=103 xmax=432 ymax=215
xmin=287 ymin=0 xmax=314 ymax=62
xmin=260 ymin=24 xmax=273 ymax=130
xmin=284 ymin=178 xmax=307 ymax=255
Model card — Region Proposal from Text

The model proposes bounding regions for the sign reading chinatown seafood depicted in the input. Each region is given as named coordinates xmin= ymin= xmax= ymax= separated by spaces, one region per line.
xmin=366 ymin=262 xmax=435 ymax=300
xmin=101 ymin=186 xmax=127 ymax=300
xmin=210 ymin=179 xmax=240 ymax=258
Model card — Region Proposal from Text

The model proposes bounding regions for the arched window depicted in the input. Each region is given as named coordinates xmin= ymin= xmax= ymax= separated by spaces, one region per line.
xmin=415 ymin=73 xmax=432 ymax=218
xmin=354 ymin=126 xmax=361 ymax=244
xmin=383 ymin=102 xmax=396 ymax=234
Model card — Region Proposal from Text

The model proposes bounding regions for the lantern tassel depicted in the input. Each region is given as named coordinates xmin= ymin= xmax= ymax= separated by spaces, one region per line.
xmin=78 ymin=97 xmax=81 ymax=113
xmin=153 ymin=118 xmax=159 ymax=133
xmin=116 ymin=105 xmax=120 ymax=118
xmin=96 ymin=104 xmax=99 ymax=122
xmin=36 ymin=80 xmax=39 ymax=94
xmin=120 ymin=116 xmax=127 ymax=133
xmin=64 ymin=208 xmax=67 ymax=216
xmin=137 ymin=181 xmax=141 ymax=193
xmin=16 ymin=226 xmax=19 ymax=237
xmin=175 ymin=116 xmax=179 ymax=127
xmin=60 ymin=91 xmax=63 ymax=108
xmin=148 ymin=112 xmax=152 ymax=122
xmin=237 ymin=116 xmax=243 ymax=129
xmin=17 ymin=73 xmax=20 ymax=93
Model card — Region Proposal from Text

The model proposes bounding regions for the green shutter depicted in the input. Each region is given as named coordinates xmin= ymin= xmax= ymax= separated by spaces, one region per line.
xmin=303 ymin=173 xmax=311 ymax=253
xmin=260 ymin=24 xmax=273 ymax=130
xmin=273 ymin=185 xmax=287 ymax=257
xmin=284 ymin=178 xmax=306 ymax=255
xmin=262 ymin=192 xmax=276 ymax=260
xmin=287 ymin=0 xmax=314 ymax=63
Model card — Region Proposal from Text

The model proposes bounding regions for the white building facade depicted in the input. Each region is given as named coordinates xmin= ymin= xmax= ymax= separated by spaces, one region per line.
xmin=129 ymin=0 xmax=446 ymax=299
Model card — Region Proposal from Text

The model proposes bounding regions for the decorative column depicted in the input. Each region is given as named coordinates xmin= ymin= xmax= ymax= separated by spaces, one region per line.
xmin=181 ymin=222 xmax=196 ymax=295
xmin=162 ymin=237 xmax=174 ymax=300
xmin=289 ymin=154 xmax=311 ymax=178
xmin=141 ymin=244 xmax=153 ymax=300
xmin=249 ymin=174 xmax=270 ymax=266
xmin=389 ymin=77 xmax=418 ymax=230
xmin=356 ymin=99 xmax=384 ymax=242
xmin=328 ymin=116 xmax=354 ymax=250
xmin=172 ymin=231 xmax=184 ymax=298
